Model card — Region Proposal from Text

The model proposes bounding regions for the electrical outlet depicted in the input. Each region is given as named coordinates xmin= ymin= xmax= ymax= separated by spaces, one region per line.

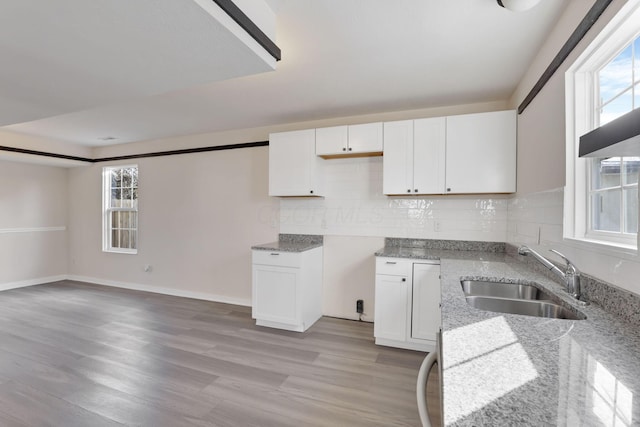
xmin=434 ymin=221 xmax=442 ymax=232
xmin=356 ymin=299 xmax=364 ymax=314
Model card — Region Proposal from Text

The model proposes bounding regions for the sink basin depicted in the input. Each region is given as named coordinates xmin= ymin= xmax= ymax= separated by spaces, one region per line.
xmin=461 ymin=280 xmax=553 ymax=301
xmin=460 ymin=279 xmax=586 ymax=320
xmin=465 ymin=296 xmax=586 ymax=320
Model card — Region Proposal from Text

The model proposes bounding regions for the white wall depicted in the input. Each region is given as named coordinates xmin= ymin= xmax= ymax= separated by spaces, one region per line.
xmin=509 ymin=0 xmax=640 ymax=297
xmin=511 ymin=0 xmax=627 ymax=193
xmin=0 ymin=159 xmax=68 ymax=289
xmin=322 ymin=235 xmax=383 ymax=322
xmin=67 ymin=146 xmax=279 ymax=305
xmin=0 ymin=129 xmax=92 ymax=166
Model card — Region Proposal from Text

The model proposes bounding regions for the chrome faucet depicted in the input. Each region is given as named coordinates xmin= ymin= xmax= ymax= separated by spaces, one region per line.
xmin=518 ymin=246 xmax=582 ymax=300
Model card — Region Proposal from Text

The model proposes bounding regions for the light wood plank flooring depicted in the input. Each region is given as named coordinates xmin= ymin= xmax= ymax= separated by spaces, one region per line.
xmin=0 ymin=280 xmax=440 ymax=426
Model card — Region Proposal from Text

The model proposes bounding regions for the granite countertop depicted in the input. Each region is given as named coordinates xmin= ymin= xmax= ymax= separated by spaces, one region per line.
xmin=376 ymin=245 xmax=640 ymax=426
xmin=374 ymin=246 xmax=503 ymax=261
xmin=251 ymin=234 xmax=323 ymax=253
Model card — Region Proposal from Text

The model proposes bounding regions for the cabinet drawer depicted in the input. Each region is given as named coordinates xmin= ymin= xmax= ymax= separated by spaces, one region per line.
xmin=376 ymin=257 xmax=411 ymax=276
xmin=253 ymin=250 xmax=301 ymax=268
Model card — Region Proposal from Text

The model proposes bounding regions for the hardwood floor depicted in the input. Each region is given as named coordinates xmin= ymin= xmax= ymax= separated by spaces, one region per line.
xmin=0 ymin=280 xmax=436 ymax=426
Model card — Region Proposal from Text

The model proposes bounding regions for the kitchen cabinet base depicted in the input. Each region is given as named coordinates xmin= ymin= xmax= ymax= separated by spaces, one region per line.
xmin=256 ymin=315 xmax=321 ymax=333
xmin=252 ymin=246 xmax=323 ymax=334
xmin=375 ymin=337 xmax=435 ymax=352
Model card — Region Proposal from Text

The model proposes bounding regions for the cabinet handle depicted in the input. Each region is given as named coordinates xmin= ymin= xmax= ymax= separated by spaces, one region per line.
xmin=401 ymin=278 xmax=406 ymax=282
xmin=414 ymin=189 xmax=418 ymax=193
xmin=385 ymin=261 xmax=397 ymax=265
xmin=342 ymin=147 xmax=346 ymax=151
xmin=310 ymin=190 xmax=314 ymax=194
xmin=407 ymin=189 xmax=411 ymax=193
xmin=447 ymin=188 xmax=451 ymax=192
xmin=348 ymin=147 xmax=352 ymax=151
xmin=270 ymin=253 xmax=280 ymax=256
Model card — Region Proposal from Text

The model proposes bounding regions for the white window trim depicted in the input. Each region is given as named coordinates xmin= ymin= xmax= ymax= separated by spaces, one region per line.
xmin=586 ymin=161 xmax=638 ymax=246
xmin=565 ymin=0 xmax=640 ymax=254
xmin=102 ymin=164 xmax=138 ymax=254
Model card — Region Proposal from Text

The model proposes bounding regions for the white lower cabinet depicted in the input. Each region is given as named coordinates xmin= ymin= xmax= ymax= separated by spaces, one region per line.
xmin=374 ymin=257 xmax=440 ymax=352
xmin=374 ymin=273 xmax=409 ymax=342
xmin=252 ymin=247 xmax=323 ymax=332
xmin=411 ymin=263 xmax=442 ymax=342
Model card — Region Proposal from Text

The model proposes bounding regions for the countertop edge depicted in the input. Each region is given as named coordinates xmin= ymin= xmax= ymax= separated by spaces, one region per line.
xmin=251 ymin=242 xmax=323 ymax=253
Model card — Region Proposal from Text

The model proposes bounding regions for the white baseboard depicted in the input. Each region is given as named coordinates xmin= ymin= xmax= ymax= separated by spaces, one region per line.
xmin=67 ymin=275 xmax=251 ymax=307
xmin=0 ymin=275 xmax=67 ymax=292
xmin=375 ymin=337 xmax=434 ymax=353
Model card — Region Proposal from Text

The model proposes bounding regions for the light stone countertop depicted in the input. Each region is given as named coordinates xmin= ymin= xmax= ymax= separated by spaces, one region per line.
xmin=376 ymin=247 xmax=640 ymax=426
xmin=251 ymin=234 xmax=323 ymax=253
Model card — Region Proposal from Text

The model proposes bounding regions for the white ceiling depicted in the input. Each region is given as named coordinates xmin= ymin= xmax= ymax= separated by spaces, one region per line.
xmin=3 ymin=0 xmax=568 ymax=147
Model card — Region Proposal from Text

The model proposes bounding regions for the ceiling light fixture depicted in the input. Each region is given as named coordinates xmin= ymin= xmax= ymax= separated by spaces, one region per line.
xmin=497 ymin=0 xmax=541 ymax=12
xmin=98 ymin=136 xmax=117 ymax=141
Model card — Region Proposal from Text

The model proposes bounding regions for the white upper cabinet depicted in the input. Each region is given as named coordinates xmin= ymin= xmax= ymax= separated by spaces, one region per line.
xmin=269 ymin=129 xmax=324 ymax=197
xmin=413 ymin=117 xmax=446 ymax=195
xmin=445 ymin=110 xmax=516 ymax=194
xmin=316 ymin=122 xmax=383 ymax=157
xmin=383 ymin=118 xmax=446 ymax=195
xmin=383 ymin=120 xmax=414 ymax=195
xmin=347 ymin=122 xmax=383 ymax=154
xmin=268 ymin=111 xmax=515 ymax=198
xmin=383 ymin=110 xmax=516 ymax=195
xmin=315 ymin=126 xmax=348 ymax=156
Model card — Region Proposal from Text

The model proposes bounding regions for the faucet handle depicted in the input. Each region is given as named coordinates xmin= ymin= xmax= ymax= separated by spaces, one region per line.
xmin=518 ymin=245 xmax=530 ymax=255
xmin=549 ymin=249 xmax=578 ymax=275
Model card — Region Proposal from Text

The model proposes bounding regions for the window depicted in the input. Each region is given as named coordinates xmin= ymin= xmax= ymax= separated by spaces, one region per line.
xmin=589 ymin=157 xmax=639 ymax=241
xmin=102 ymin=165 xmax=138 ymax=253
xmin=566 ymin=1 xmax=640 ymax=251
xmin=587 ymin=38 xmax=640 ymax=244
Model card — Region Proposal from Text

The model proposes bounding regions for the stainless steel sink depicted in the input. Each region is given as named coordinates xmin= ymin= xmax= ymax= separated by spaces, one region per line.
xmin=461 ymin=280 xmax=553 ymax=301
xmin=460 ymin=279 xmax=586 ymax=320
xmin=465 ymin=296 xmax=585 ymax=320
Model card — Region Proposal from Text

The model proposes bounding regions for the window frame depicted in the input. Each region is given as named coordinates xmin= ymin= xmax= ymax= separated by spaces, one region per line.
xmin=586 ymin=157 xmax=639 ymax=246
xmin=102 ymin=164 xmax=139 ymax=254
xmin=565 ymin=1 xmax=640 ymax=253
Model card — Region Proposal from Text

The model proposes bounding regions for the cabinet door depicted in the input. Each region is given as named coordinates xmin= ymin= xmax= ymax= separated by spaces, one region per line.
xmin=348 ymin=122 xmax=383 ymax=154
xmin=413 ymin=117 xmax=446 ymax=194
xmin=383 ymin=120 xmax=414 ymax=195
xmin=252 ymin=264 xmax=299 ymax=325
xmin=269 ymin=129 xmax=322 ymax=196
xmin=445 ymin=110 xmax=516 ymax=194
xmin=316 ymin=126 xmax=348 ymax=156
xmin=374 ymin=274 xmax=409 ymax=341
xmin=411 ymin=263 xmax=441 ymax=341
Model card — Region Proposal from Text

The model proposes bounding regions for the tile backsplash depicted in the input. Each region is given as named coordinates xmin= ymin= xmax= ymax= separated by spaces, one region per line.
xmin=279 ymin=157 xmax=509 ymax=240
xmin=507 ymin=187 xmax=564 ymax=246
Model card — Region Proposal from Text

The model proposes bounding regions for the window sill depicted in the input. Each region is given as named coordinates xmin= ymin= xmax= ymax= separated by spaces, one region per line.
xmin=563 ymin=237 xmax=637 ymax=260
xmin=103 ymin=248 xmax=138 ymax=255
